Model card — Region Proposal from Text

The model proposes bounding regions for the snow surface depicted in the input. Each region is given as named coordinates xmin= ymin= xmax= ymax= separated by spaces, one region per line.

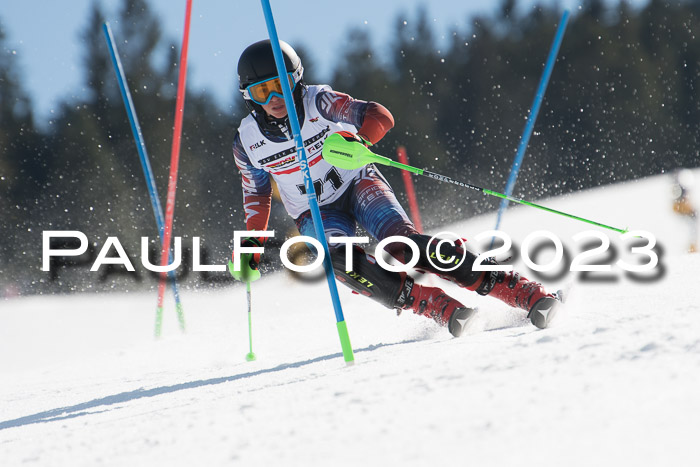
xmin=1 ymin=171 xmax=699 ymax=466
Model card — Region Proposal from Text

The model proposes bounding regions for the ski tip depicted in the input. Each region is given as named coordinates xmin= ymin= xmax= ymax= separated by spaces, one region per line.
xmin=528 ymin=296 xmax=561 ymax=329
xmin=448 ymin=307 xmax=478 ymax=338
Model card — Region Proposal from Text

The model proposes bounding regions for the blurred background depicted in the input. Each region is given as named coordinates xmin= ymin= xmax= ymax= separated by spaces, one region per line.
xmin=0 ymin=0 xmax=698 ymax=297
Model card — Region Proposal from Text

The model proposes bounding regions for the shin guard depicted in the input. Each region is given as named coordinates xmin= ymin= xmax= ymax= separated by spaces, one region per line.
xmin=331 ymin=245 xmax=414 ymax=310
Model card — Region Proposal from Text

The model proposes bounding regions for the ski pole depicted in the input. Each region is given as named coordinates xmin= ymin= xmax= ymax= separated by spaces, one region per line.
xmin=322 ymin=132 xmax=629 ymax=234
xmin=245 ymin=280 xmax=256 ymax=362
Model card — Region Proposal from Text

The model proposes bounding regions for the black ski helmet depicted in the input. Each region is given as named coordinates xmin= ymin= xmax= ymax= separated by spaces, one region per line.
xmin=237 ymin=39 xmax=304 ymax=116
xmin=238 ymin=39 xmax=303 ymax=90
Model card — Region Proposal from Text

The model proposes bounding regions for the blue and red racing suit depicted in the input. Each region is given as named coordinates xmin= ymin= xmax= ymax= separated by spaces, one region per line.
xmin=233 ymin=84 xmax=417 ymax=242
xmin=232 ymin=85 xmax=519 ymax=318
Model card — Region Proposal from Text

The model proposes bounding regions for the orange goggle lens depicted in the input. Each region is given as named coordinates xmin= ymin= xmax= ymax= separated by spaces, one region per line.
xmin=246 ymin=73 xmax=296 ymax=105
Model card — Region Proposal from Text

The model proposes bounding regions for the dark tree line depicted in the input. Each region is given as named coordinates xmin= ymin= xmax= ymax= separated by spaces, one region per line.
xmin=332 ymin=0 xmax=700 ymax=222
xmin=1 ymin=0 xmax=698 ymax=295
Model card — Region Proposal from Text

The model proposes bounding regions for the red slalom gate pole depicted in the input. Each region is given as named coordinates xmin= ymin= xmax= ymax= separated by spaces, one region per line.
xmin=397 ymin=146 xmax=424 ymax=233
xmin=155 ymin=0 xmax=192 ymax=337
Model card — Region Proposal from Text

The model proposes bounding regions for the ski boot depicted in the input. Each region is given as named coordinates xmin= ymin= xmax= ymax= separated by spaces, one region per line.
xmin=402 ymin=279 xmax=477 ymax=337
xmin=479 ymin=271 xmax=561 ymax=329
xmin=329 ymin=244 xmax=476 ymax=337
xmin=396 ymin=234 xmax=561 ymax=329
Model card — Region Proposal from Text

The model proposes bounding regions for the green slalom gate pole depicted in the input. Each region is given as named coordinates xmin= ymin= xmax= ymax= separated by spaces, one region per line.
xmin=322 ymin=133 xmax=629 ymax=235
xmin=245 ymin=280 xmax=256 ymax=362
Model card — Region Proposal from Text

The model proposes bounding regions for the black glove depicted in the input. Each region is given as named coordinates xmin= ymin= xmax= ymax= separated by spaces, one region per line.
xmin=228 ymin=237 xmax=264 ymax=282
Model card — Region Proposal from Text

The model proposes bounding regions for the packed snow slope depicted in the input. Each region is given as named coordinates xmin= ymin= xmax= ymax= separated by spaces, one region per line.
xmin=1 ymin=171 xmax=699 ymax=466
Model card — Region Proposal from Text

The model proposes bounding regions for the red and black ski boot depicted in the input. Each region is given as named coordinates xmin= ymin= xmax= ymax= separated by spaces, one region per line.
xmin=401 ymin=279 xmax=477 ymax=337
xmin=329 ymin=244 xmax=476 ymax=337
xmin=476 ymin=270 xmax=560 ymax=329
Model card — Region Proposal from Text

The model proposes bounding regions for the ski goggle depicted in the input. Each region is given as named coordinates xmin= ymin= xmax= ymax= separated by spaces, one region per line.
xmin=241 ymin=69 xmax=302 ymax=105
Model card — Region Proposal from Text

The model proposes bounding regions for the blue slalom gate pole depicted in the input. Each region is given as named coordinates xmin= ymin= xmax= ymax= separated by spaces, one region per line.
xmin=493 ymin=10 xmax=570 ymax=233
xmin=259 ymin=0 xmax=354 ymax=365
xmin=103 ymin=22 xmax=185 ymax=326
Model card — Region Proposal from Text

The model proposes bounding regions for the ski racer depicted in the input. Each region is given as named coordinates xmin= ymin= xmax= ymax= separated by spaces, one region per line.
xmin=230 ymin=39 xmax=560 ymax=336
